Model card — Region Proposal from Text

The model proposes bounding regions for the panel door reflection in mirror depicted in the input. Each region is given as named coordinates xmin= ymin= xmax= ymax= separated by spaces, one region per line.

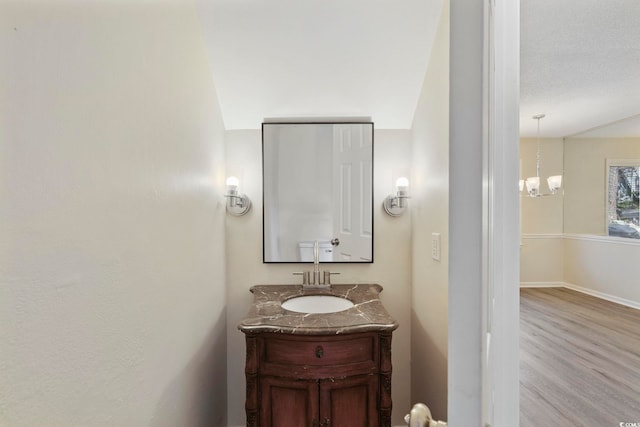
xmin=263 ymin=122 xmax=373 ymax=263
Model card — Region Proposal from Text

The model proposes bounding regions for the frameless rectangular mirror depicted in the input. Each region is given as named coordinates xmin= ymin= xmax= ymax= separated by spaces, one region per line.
xmin=262 ymin=122 xmax=374 ymax=263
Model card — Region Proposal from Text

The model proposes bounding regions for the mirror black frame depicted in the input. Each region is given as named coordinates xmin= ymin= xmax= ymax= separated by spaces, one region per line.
xmin=262 ymin=121 xmax=375 ymax=264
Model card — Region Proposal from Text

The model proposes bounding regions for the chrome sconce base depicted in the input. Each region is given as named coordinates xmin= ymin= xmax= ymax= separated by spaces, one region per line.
xmin=383 ymin=178 xmax=410 ymax=216
xmin=225 ymin=192 xmax=251 ymax=216
xmin=383 ymin=194 xmax=409 ymax=216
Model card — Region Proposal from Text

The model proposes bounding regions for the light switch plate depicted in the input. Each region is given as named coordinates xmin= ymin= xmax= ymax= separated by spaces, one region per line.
xmin=431 ymin=232 xmax=441 ymax=261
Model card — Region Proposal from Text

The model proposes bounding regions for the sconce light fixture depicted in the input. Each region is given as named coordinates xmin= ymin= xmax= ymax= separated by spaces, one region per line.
xmin=225 ymin=176 xmax=251 ymax=216
xmin=522 ymin=114 xmax=562 ymax=197
xmin=384 ymin=177 xmax=410 ymax=216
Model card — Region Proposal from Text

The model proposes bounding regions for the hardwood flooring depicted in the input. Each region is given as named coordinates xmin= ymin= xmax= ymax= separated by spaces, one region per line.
xmin=520 ymin=287 xmax=640 ymax=427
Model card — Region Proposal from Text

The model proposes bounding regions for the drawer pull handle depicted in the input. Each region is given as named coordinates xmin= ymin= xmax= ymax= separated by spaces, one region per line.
xmin=315 ymin=346 xmax=324 ymax=358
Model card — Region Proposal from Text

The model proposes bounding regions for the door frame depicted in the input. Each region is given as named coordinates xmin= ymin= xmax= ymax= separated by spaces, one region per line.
xmin=448 ymin=0 xmax=520 ymax=426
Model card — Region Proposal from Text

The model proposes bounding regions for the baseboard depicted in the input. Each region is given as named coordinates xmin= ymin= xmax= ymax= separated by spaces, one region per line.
xmin=562 ymin=282 xmax=640 ymax=310
xmin=521 ymin=282 xmax=640 ymax=310
xmin=520 ymin=281 xmax=563 ymax=288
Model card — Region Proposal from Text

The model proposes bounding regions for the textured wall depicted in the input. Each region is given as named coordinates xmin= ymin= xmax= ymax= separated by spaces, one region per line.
xmin=0 ymin=2 xmax=228 ymax=425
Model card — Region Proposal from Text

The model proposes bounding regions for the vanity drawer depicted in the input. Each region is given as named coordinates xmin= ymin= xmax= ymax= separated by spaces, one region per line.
xmin=260 ymin=333 xmax=378 ymax=371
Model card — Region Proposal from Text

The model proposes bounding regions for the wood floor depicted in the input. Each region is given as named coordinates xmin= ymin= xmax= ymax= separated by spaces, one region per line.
xmin=520 ymin=287 xmax=640 ymax=427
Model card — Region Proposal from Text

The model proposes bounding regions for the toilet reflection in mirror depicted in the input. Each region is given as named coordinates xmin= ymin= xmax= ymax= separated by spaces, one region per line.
xmin=298 ymin=240 xmax=334 ymax=262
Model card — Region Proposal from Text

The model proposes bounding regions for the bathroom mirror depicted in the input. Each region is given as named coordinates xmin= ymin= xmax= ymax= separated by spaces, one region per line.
xmin=262 ymin=122 xmax=374 ymax=263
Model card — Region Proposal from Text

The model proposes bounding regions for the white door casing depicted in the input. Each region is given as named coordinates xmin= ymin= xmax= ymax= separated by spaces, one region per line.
xmin=483 ymin=0 xmax=520 ymax=426
xmin=449 ymin=0 xmax=519 ymax=426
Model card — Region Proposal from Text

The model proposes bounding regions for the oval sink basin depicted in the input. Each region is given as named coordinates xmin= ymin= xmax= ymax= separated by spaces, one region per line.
xmin=281 ymin=295 xmax=354 ymax=314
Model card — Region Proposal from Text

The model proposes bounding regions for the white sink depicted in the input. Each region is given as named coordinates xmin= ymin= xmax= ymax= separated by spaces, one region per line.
xmin=281 ymin=295 xmax=354 ymax=314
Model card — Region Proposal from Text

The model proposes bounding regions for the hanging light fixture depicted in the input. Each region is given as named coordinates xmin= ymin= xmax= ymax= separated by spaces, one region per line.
xmin=522 ymin=114 xmax=562 ymax=197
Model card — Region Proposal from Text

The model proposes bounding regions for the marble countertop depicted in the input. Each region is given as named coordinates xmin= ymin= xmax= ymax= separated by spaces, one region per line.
xmin=238 ymin=284 xmax=398 ymax=335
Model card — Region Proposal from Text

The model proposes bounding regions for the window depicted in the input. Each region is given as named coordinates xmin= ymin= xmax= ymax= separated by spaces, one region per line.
xmin=606 ymin=159 xmax=640 ymax=239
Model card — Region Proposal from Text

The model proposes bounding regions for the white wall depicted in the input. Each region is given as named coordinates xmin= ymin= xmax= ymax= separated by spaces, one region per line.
xmin=519 ymin=137 xmax=564 ymax=285
xmin=564 ymin=236 xmax=640 ymax=306
xmin=521 ymin=137 xmax=640 ymax=306
xmin=520 ymin=137 xmax=564 ymax=234
xmin=0 ymin=2 xmax=228 ymax=426
xmin=409 ymin=0 xmax=449 ymax=420
xmin=225 ymin=129 xmax=412 ymax=426
xmin=562 ymin=137 xmax=640 ymax=306
xmin=564 ymin=137 xmax=640 ymax=235
xmin=519 ymin=236 xmax=564 ymax=286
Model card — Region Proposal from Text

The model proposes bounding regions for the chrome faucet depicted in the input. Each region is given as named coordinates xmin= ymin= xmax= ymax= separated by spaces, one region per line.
xmin=313 ymin=240 xmax=321 ymax=286
xmin=292 ymin=240 xmax=338 ymax=288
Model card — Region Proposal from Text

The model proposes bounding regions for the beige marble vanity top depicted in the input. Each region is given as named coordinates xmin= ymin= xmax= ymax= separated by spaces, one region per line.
xmin=238 ymin=284 xmax=398 ymax=335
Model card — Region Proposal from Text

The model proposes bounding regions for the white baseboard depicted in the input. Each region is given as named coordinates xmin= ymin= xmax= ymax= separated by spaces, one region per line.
xmin=562 ymin=282 xmax=640 ymax=310
xmin=520 ymin=281 xmax=563 ymax=288
xmin=520 ymin=281 xmax=640 ymax=310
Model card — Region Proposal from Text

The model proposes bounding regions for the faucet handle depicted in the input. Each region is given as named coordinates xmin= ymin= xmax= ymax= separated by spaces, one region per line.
xmin=322 ymin=271 xmax=340 ymax=285
xmin=293 ymin=271 xmax=310 ymax=285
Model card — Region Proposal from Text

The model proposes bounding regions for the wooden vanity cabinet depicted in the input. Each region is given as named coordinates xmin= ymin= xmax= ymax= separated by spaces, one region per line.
xmin=244 ymin=331 xmax=393 ymax=427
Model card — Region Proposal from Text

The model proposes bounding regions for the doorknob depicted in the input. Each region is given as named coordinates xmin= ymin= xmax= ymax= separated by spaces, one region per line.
xmin=331 ymin=238 xmax=340 ymax=246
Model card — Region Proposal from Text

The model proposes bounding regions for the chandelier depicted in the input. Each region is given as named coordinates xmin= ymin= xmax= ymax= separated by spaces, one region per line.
xmin=520 ymin=114 xmax=562 ymax=197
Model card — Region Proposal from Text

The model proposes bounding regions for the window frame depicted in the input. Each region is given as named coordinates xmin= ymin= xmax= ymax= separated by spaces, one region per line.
xmin=605 ymin=158 xmax=640 ymax=239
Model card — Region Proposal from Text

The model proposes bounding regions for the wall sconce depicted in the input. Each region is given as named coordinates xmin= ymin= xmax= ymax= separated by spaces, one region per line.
xmin=383 ymin=177 xmax=410 ymax=216
xmin=225 ymin=176 xmax=251 ymax=216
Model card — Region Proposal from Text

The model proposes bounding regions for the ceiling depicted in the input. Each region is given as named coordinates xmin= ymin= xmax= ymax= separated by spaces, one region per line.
xmin=198 ymin=0 xmax=640 ymax=136
xmin=197 ymin=0 xmax=444 ymax=130
xmin=520 ymin=0 xmax=640 ymax=137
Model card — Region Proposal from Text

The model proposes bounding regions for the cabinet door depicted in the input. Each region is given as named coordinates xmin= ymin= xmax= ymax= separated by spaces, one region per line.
xmin=260 ymin=377 xmax=318 ymax=427
xmin=319 ymin=375 xmax=379 ymax=427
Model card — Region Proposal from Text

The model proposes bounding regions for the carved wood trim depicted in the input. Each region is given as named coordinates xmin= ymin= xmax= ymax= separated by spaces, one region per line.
xmin=379 ymin=333 xmax=393 ymax=427
xmin=380 ymin=333 xmax=392 ymax=373
xmin=245 ymin=335 xmax=259 ymax=425
xmin=245 ymin=335 xmax=258 ymax=374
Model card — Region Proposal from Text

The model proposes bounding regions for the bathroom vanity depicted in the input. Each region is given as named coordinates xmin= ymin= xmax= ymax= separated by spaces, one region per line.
xmin=239 ymin=284 xmax=398 ymax=427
